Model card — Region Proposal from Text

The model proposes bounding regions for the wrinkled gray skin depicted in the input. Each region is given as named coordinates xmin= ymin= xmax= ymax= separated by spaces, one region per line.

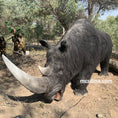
xmin=39 ymin=19 xmax=112 ymax=100
xmin=3 ymin=19 xmax=112 ymax=102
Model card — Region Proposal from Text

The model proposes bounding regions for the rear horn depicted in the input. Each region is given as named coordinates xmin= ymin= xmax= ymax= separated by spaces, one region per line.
xmin=38 ymin=65 xmax=51 ymax=76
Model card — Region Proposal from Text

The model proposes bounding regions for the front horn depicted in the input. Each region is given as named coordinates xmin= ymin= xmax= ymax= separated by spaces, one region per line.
xmin=2 ymin=55 xmax=49 ymax=94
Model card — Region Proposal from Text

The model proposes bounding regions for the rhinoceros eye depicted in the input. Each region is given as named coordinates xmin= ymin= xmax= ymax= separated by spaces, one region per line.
xmin=59 ymin=41 xmax=67 ymax=53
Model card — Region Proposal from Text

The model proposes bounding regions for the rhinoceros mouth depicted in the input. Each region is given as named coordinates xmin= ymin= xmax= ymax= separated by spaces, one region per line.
xmin=53 ymin=90 xmax=63 ymax=101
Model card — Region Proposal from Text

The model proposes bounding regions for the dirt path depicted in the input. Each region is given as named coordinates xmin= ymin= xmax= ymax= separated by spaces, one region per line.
xmin=0 ymin=52 xmax=118 ymax=118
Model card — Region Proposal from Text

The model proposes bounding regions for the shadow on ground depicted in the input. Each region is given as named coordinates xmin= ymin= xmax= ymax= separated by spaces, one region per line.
xmin=7 ymin=94 xmax=52 ymax=103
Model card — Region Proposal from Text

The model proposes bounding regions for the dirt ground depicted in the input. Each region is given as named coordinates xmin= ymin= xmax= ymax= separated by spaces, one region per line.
xmin=0 ymin=51 xmax=118 ymax=118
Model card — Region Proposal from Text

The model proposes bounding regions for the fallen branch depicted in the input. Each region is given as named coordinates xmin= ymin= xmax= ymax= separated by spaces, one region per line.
xmin=112 ymin=51 xmax=118 ymax=60
xmin=109 ymin=59 xmax=118 ymax=73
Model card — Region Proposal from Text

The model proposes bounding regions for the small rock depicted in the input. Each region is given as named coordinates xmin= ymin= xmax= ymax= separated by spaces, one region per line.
xmin=14 ymin=115 xmax=25 ymax=118
xmin=96 ymin=114 xmax=104 ymax=118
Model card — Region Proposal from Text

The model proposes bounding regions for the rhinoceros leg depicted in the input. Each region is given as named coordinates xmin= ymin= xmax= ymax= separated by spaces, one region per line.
xmin=71 ymin=66 xmax=94 ymax=96
xmin=99 ymin=57 xmax=109 ymax=76
xmin=71 ymin=75 xmax=89 ymax=96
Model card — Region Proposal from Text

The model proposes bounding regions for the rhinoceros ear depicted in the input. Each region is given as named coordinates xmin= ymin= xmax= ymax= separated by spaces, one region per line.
xmin=39 ymin=40 xmax=51 ymax=49
xmin=59 ymin=41 xmax=67 ymax=52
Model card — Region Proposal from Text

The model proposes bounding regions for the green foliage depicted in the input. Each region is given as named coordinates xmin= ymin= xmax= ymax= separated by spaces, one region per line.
xmin=79 ymin=0 xmax=118 ymax=21
xmin=0 ymin=0 xmax=4 ymax=18
xmin=0 ymin=0 xmax=118 ymax=44
xmin=95 ymin=16 xmax=118 ymax=51
xmin=53 ymin=22 xmax=63 ymax=36
xmin=49 ymin=0 xmax=84 ymax=30
xmin=34 ymin=22 xmax=44 ymax=39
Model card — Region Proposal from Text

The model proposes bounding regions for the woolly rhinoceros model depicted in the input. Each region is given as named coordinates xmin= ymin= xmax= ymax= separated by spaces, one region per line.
xmin=2 ymin=19 xmax=112 ymax=102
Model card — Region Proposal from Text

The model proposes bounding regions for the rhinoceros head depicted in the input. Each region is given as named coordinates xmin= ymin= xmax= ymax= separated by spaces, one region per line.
xmin=2 ymin=39 xmax=68 ymax=101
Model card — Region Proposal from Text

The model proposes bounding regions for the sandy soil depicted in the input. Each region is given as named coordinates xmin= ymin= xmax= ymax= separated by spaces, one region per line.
xmin=0 ymin=51 xmax=118 ymax=118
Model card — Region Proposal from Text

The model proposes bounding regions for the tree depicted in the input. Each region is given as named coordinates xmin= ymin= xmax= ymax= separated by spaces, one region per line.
xmin=95 ymin=16 xmax=118 ymax=51
xmin=79 ymin=0 xmax=118 ymax=21
xmin=0 ymin=0 xmax=6 ymax=35
xmin=39 ymin=0 xmax=84 ymax=31
xmin=0 ymin=0 xmax=4 ymax=18
xmin=1 ymin=0 xmax=118 ymax=43
xmin=0 ymin=0 xmax=40 ymax=41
